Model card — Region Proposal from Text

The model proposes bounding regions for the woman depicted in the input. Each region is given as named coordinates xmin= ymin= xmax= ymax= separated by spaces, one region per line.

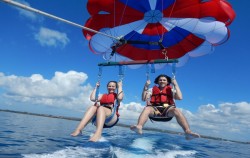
xmin=71 ymin=80 xmax=123 ymax=142
xmin=130 ymin=74 xmax=200 ymax=140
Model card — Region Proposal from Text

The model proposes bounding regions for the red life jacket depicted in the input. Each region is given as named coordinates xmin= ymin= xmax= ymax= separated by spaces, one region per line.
xmin=150 ymin=85 xmax=175 ymax=105
xmin=100 ymin=93 xmax=117 ymax=105
xmin=100 ymin=93 xmax=120 ymax=117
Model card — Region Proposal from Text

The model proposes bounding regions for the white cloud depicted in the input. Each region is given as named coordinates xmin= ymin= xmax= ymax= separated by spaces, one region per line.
xmin=0 ymin=71 xmax=92 ymax=110
xmin=13 ymin=0 xmax=40 ymax=21
xmin=182 ymin=103 xmax=250 ymax=141
xmin=35 ymin=27 xmax=70 ymax=48
xmin=9 ymin=1 xmax=68 ymax=48
xmin=1 ymin=71 xmax=250 ymax=141
xmin=119 ymin=102 xmax=144 ymax=121
xmin=118 ymin=101 xmax=250 ymax=142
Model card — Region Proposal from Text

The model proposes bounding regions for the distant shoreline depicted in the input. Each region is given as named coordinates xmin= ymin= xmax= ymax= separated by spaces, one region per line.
xmin=1 ymin=109 xmax=249 ymax=144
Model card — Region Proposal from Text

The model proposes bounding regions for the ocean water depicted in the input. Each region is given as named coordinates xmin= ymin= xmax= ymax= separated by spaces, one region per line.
xmin=0 ymin=111 xmax=249 ymax=158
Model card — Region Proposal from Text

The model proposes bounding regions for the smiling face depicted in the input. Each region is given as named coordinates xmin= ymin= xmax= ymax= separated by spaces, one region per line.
xmin=107 ymin=81 xmax=117 ymax=93
xmin=157 ymin=76 xmax=168 ymax=88
xmin=154 ymin=74 xmax=171 ymax=88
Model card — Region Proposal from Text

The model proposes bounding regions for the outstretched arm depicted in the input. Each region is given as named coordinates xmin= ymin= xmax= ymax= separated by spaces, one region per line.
xmin=142 ymin=80 xmax=151 ymax=101
xmin=90 ymin=82 xmax=101 ymax=102
xmin=172 ymin=78 xmax=182 ymax=100
xmin=117 ymin=81 xmax=123 ymax=102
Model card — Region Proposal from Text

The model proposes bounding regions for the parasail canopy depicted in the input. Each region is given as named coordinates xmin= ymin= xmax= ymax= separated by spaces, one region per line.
xmin=83 ymin=0 xmax=236 ymax=66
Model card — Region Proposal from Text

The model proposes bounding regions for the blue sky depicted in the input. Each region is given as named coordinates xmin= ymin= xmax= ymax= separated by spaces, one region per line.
xmin=0 ymin=0 xmax=249 ymax=142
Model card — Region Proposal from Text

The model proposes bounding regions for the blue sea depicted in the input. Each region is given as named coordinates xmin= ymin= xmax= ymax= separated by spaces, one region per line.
xmin=0 ymin=111 xmax=249 ymax=158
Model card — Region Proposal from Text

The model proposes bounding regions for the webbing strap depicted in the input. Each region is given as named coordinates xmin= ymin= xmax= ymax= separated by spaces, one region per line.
xmin=118 ymin=65 xmax=125 ymax=81
xmin=104 ymin=102 xmax=118 ymax=123
xmin=146 ymin=64 xmax=156 ymax=80
xmin=146 ymin=64 xmax=150 ymax=80
xmin=172 ymin=63 xmax=176 ymax=79
xmin=151 ymin=63 xmax=155 ymax=73
xmin=92 ymin=101 xmax=119 ymax=127
xmin=95 ymin=66 xmax=103 ymax=101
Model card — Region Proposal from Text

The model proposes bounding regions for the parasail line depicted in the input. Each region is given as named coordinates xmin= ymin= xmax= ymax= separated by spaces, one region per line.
xmin=98 ymin=59 xmax=178 ymax=67
xmin=1 ymin=0 xmax=173 ymax=51
xmin=0 ymin=0 xmax=119 ymax=41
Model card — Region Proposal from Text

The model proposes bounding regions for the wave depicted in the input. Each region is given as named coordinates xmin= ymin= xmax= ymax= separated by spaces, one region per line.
xmin=22 ymin=136 xmax=197 ymax=158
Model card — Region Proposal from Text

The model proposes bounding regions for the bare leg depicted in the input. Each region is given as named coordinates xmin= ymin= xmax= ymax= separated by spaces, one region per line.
xmin=71 ymin=105 xmax=98 ymax=136
xmin=130 ymin=106 xmax=153 ymax=134
xmin=168 ymin=108 xmax=200 ymax=140
xmin=89 ymin=106 xmax=107 ymax=142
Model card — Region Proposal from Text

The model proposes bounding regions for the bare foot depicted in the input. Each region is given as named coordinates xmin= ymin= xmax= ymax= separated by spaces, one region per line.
xmin=185 ymin=132 xmax=200 ymax=140
xmin=89 ymin=134 xmax=101 ymax=142
xmin=130 ymin=125 xmax=142 ymax=134
xmin=70 ymin=129 xmax=82 ymax=137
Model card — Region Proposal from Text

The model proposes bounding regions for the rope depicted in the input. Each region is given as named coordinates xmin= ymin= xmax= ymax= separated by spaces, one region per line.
xmin=1 ymin=0 xmax=119 ymax=40
xmin=95 ymin=66 xmax=103 ymax=101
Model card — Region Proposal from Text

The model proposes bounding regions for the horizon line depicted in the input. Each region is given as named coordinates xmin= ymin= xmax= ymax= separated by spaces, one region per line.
xmin=0 ymin=109 xmax=249 ymax=144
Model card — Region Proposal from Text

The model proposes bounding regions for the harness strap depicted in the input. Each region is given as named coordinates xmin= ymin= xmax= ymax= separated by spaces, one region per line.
xmin=146 ymin=64 xmax=150 ymax=80
xmin=94 ymin=66 xmax=103 ymax=102
xmin=102 ymin=104 xmax=112 ymax=110
xmin=148 ymin=104 xmax=175 ymax=122
xmin=153 ymin=104 xmax=174 ymax=116
xmin=118 ymin=65 xmax=125 ymax=82
xmin=92 ymin=100 xmax=120 ymax=128
xmin=104 ymin=102 xmax=117 ymax=123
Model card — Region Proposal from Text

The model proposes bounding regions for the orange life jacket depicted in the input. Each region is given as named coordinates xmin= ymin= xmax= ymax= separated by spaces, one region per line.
xmin=100 ymin=93 xmax=117 ymax=105
xmin=150 ymin=85 xmax=175 ymax=105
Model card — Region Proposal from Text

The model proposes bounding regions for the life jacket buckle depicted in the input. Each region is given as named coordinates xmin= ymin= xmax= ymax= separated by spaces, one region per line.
xmin=163 ymin=103 xmax=169 ymax=108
